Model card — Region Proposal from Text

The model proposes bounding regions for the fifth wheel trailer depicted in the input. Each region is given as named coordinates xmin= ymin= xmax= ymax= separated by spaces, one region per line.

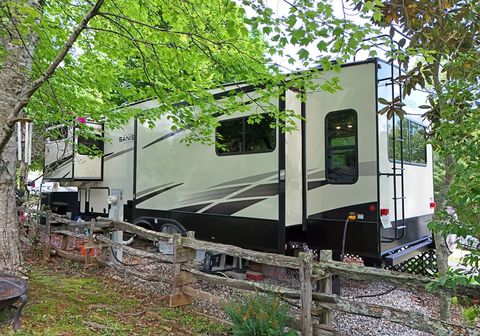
xmin=44 ymin=58 xmax=435 ymax=265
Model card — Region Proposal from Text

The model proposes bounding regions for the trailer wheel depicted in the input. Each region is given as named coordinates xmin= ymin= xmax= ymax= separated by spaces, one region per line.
xmin=159 ymin=221 xmax=187 ymax=236
xmin=158 ymin=221 xmax=187 ymax=255
xmin=133 ymin=219 xmax=154 ymax=231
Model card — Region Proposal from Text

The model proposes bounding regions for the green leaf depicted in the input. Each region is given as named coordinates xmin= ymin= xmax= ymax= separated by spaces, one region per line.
xmin=378 ymin=97 xmax=390 ymax=105
xmin=298 ymin=48 xmax=309 ymax=60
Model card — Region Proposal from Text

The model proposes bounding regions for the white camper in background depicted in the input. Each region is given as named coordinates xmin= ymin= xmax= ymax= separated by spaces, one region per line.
xmin=44 ymin=58 xmax=435 ymax=265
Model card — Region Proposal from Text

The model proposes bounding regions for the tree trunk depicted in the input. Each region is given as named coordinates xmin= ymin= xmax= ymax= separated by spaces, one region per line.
xmin=0 ymin=21 xmax=31 ymax=274
xmin=433 ymin=154 xmax=455 ymax=321
xmin=0 ymin=0 xmax=102 ymax=274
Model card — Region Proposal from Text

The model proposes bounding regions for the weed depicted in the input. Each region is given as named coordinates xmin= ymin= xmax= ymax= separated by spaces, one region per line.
xmin=224 ymin=293 xmax=297 ymax=336
xmin=463 ymin=305 xmax=480 ymax=324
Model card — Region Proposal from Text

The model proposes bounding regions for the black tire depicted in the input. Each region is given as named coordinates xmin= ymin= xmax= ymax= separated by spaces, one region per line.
xmin=133 ymin=219 xmax=154 ymax=231
xmin=159 ymin=221 xmax=187 ymax=236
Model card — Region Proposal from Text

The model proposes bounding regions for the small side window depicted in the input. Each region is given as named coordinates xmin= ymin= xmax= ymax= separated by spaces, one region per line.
xmin=77 ymin=134 xmax=103 ymax=156
xmin=388 ymin=118 xmax=427 ymax=165
xmin=216 ymin=115 xmax=276 ymax=155
xmin=216 ymin=119 xmax=243 ymax=155
xmin=409 ymin=122 xmax=426 ymax=164
xmin=388 ymin=116 xmax=408 ymax=161
xmin=325 ymin=109 xmax=358 ymax=184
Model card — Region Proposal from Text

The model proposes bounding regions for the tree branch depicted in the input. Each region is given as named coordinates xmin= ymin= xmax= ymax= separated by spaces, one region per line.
xmin=97 ymin=11 xmax=226 ymax=46
xmin=0 ymin=0 xmax=105 ymax=155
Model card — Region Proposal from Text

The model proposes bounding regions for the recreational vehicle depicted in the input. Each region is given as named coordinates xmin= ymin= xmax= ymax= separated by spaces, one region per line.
xmin=43 ymin=58 xmax=435 ymax=266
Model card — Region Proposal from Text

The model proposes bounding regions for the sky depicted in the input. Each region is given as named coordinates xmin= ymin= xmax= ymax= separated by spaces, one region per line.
xmin=243 ymin=0 xmax=388 ymax=70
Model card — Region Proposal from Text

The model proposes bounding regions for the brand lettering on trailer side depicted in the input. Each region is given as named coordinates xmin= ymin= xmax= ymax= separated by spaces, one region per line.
xmin=119 ymin=133 xmax=135 ymax=143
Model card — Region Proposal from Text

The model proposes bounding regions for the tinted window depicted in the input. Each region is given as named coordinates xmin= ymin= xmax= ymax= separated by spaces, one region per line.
xmin=216 ymin=119 xmax=243 ymax=154
xmin=409 ymin=122 xmax=426 ymax=164
xmin=77 ymin=134 xmax=103 ymax=155
xmin=388 ymin=118 xmax=426 ymax=165
xmin=388 ymin=116 xmax=408 ymax=161
xmin=325 ymin=109 xmax=358 ymax=184
xmin=216 ymin=115 xmax=276 ymax=155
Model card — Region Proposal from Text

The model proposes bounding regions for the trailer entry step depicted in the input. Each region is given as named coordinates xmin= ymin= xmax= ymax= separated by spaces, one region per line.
xmin=383 ymin=237 xmax=433 ymax=266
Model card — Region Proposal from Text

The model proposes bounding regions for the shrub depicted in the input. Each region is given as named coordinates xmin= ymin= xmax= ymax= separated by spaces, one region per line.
xmin=224 ymin=293 xmax=297 ymax=336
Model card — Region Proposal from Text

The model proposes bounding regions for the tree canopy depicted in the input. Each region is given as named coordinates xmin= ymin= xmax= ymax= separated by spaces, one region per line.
xmin=356 ymin=0 xmax=480 ymax=298
xmin=0 ymin=0 xmax=382 ymax=272
xmin=1 ymin=0 xmax=382 ymax=146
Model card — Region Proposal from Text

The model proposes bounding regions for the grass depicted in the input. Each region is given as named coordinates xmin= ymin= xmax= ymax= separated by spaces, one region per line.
xmin=0 ymin=257 xmax=228 ymax=336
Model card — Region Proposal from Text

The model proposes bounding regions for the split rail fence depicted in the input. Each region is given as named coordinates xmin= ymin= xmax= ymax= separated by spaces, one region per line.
xmin=37 ymin=211 xmax=480 ymax=336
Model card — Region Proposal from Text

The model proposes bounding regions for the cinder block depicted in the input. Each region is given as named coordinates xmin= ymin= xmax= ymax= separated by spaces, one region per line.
xmin=246 ymin=270 xmax=264 ymax=281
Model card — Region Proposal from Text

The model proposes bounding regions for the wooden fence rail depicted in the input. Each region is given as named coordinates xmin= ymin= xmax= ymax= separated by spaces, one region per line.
xmin=39 ymin=213 xmax=480 ymax=336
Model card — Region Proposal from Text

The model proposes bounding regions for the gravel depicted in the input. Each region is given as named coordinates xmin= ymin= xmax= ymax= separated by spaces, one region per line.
xmin=88 ymin=241 xmax=462 ymax=336
xmin=332 ymin=280 xmax=432 ymax=336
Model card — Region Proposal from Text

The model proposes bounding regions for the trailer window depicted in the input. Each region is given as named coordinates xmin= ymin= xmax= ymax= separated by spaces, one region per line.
xmin=77 ymin=135 xmax=104 ymax=156
xmin=409 ymin=122 xmax=426 ymax=164
xmin=388 ymin=118 xmax=426 ymax=165
xmin=216 ymin=115 xmax=276 ymax=155
xmin=387 ymin=116 xmax=408 ymax=162
xmin=325 ymin=109 xmax=358 ymax=184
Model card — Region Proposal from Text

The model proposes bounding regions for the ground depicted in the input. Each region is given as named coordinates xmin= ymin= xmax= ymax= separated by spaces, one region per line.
xmin=1 ymin=238 xmax=477 ymax=335
xmin=0 ymin=252 xmax=229 ymax=336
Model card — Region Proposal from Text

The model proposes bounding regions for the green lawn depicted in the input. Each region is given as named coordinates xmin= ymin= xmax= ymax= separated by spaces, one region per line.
xmin=1 ymin=258 xmax=228 ymax=336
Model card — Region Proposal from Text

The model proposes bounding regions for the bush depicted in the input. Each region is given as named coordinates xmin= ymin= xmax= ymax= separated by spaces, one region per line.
xmin=224 ymin=293 xmax=297 ymax=336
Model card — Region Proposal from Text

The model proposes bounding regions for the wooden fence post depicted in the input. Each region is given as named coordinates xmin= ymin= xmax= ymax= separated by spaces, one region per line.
xmin=317 ymin=250 xmax=333 ymax=327
xmin=169 ymin=232 xmax=196 ymax=307
xmin=299 ymin=252 xmax=313 ymax=336
xmin=42 ymin=210 xmax=52 ymax=261
xmin=84 ymin=219 xmax=95 ymax=268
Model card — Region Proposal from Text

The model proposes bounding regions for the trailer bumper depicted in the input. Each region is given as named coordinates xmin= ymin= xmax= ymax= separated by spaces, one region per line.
xmin=382 ymin=237 xmax=433 ymax=266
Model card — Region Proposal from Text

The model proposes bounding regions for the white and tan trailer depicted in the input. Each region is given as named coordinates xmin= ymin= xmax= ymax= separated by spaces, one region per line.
xmin=44 ymin=58 xmax=435 ymax=265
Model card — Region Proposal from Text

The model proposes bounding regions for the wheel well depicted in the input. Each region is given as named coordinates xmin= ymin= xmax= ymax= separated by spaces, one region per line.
xmin=133 ymin=218 xmax=154 ymax=231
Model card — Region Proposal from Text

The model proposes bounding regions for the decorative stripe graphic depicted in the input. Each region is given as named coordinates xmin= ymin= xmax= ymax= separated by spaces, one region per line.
xmin=307 ymin=180 xmax=328 ymax=190
xmin=209 ymin=171 xmax=277 ymax=189
xmin=306 ymin=161 xmax=376 ymax=181
xmin=104 ymin=147 xmax=133 ymax=161
xmin=307 ymin=170 xmax=325 ymax=180
xmin=231 ymin=183 xmax=278 ymax=199
xmin=180 ymin=185 xmax=246 ymax=205
xmin=134 ymin=183 xmax=183 ymax=205
xmin=171 ymin=202 xmax=212 ymax=213
xmin=136 ymin=182 xmax=173 ymax=198
xmin=203 ymin=199 xmax=267 ymax=215
xmin=142 ymin=129 xmax=183 ymax=149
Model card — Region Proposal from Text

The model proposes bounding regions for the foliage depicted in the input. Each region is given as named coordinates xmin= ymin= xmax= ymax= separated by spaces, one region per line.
xmin=354 ymin=0 xmax=480 ymax=283
xmin=224 ymin=293 xmax=296 ymax=336
xmin=463 ymin=305 xmax=480 ymax=325
xmin=0 ymin=0 xmax=383 ymax=151
xmin=451 ymin=296 xmax=480 ymax=325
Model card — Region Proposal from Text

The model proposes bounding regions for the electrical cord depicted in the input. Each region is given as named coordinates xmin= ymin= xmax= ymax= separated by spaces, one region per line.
xmin=340 ymin=217 xmax=350 ymax=261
